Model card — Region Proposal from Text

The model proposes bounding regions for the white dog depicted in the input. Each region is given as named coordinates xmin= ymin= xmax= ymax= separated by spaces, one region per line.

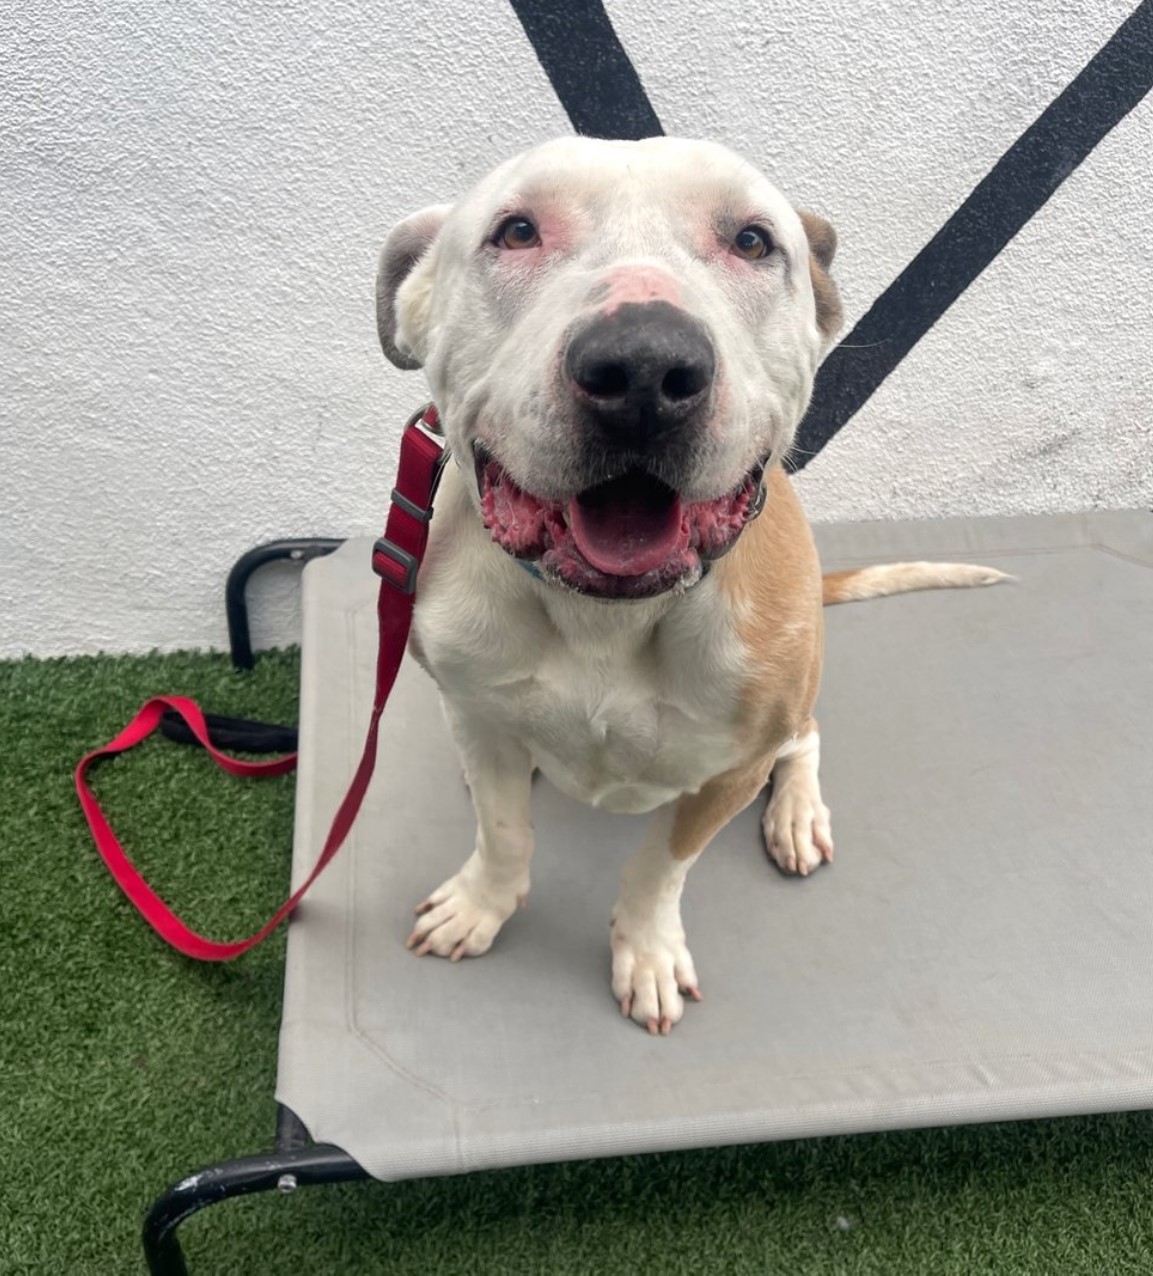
xmin=375 ymin=137 xmax=1003 ymax=1035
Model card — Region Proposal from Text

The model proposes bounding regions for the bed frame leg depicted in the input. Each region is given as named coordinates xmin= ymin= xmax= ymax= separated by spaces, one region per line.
xmin=142 ymin=1109 xmax=367 ymax=1274
xmin=226 ymin=538 xmax=344 ymax=671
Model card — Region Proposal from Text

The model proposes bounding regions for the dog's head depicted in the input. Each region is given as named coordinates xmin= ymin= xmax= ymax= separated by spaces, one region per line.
xmin=377 ymin=137 xmax=841 ymax=600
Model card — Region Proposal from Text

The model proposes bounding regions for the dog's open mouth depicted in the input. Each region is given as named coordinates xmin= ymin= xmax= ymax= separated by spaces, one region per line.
xmin=475 ymin=447 xmax=762 ymax=599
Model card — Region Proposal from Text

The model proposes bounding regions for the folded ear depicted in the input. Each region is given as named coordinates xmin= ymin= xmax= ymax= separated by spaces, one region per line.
xmin=376 ymin=204 xmax=451 ymax=369
xmin=796 ymin=209 xmax=843 ymax=342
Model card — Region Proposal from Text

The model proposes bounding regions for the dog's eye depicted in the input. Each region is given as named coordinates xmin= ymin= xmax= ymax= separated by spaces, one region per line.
xmin=494 ymin=217 xmax=541 ymax=250
xmin=733 ymin=226 xmax=774 ymax=260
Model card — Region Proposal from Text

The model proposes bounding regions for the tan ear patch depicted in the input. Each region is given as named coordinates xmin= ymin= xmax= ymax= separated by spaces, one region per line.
xmin=797 ymin=209 xmax=843 ymax=341
xmin=376 ymin=203 xmax=451 ymax=370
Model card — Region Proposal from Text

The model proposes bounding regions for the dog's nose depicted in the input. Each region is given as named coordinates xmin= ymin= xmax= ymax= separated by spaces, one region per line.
xmin=566 ymin=302 xmax=715 ymax=441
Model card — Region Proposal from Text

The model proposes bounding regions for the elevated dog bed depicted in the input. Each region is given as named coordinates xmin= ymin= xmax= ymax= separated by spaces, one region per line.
xmin=146 ymin=510 xmax=1153 ymax=1270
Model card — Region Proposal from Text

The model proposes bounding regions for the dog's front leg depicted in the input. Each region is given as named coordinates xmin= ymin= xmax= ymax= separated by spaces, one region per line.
xmin=612 ymin=759 xmax=773 ymax=1035
xmin=406 ymin=720 xmax=533 ymax=961
xmin=762 ymin=721 xmax=834 ymax=876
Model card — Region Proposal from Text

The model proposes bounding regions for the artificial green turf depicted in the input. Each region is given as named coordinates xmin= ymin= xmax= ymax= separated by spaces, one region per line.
xmin=2 ymin=648 xmax=1151 ymax=1275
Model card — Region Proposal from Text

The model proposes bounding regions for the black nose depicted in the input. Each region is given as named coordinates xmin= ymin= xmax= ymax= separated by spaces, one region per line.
xmin=565 ymin=302 xmax=715 ymax=442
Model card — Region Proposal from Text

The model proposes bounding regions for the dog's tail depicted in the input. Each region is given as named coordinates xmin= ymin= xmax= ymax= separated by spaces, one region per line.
xmin=822 ymin=562 xmax=1013 ymax=606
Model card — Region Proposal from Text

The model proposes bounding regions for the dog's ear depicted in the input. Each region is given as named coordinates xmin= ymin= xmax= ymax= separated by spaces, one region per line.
xmin=796 ymin=209 xmax=843 ymax=343
xmin=376 ymin=204 xmax=451 ymax=369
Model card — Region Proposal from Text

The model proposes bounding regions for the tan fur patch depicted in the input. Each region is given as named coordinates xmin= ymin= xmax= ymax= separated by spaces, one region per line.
xmin=666 ymin=469 xmax=825 ymax=862
xmin=669 ymin=755 xmax=775 ymax=861
xmin=719 ymin=466 xmax=825 ymax=752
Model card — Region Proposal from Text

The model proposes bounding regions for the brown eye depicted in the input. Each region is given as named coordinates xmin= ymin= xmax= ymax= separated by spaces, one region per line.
xmin=495 ymin=217 xmax=541 ymax=250
xmin=733 ymin=226 xmax=773 ymax=260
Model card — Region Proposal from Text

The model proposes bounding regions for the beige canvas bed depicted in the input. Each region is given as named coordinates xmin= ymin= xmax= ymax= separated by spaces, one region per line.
xmin=274 ymin=510 xmax=1153 ymax=1181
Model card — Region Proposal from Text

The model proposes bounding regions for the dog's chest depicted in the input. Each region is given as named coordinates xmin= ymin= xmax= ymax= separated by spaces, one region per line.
xmin=421 ymin=586 xmax=746 ymax=814
xmin=522 ymin=634 xmax=742 ymax=812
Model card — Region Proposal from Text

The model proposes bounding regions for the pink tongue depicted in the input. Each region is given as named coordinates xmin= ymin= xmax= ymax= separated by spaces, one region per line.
xmin=568 ymin=478 xmax=686 ymax=577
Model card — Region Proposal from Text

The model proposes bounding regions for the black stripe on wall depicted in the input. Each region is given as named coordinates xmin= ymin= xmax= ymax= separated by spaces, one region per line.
xmin=509 ymin=0 xmax=664 ymax=140
xmin=790 ymin=0 xmax=1153 ymax=469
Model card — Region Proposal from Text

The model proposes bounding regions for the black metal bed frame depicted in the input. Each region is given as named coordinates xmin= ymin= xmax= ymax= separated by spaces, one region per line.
xmin=144 ymin=538 xmax=366 ymax=1275
xmin=224 ymin=538 xmax=344 ymax=671
xmin=143 ymin=1106 xmax=368 ymax=1275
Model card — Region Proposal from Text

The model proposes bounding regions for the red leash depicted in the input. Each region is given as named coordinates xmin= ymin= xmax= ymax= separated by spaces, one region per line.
xmin=74 ymin=405 xmax=447 ymax=961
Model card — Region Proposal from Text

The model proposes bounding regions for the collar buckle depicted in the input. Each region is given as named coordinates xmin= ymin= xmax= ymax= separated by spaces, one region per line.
xmin=405 ymin=401 xmax=444 ymax=442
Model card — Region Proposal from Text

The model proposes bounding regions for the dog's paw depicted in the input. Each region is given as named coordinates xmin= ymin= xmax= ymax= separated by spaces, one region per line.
xmin=406 ymin=857 xmax=527 ymax=961
xmin=610 ymin=911 xmax=702 ymax=1036
xmin=763 ymin=781 xmax=834 ymax=876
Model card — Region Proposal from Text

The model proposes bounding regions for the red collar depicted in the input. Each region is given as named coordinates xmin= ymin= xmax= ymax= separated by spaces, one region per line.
xmin=370 ymin=403 xmax=449 ymax=593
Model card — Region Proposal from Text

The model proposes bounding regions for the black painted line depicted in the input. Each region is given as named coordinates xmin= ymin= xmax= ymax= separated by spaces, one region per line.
xmin=789 ymin=0 xmax=1153 ymax=470
xmin=509 ymin=0 xmax=664 ymax=140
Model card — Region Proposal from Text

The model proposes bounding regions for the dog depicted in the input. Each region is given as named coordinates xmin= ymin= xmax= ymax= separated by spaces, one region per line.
xmin=375 ymin=136 xmax=1005 ymax=1035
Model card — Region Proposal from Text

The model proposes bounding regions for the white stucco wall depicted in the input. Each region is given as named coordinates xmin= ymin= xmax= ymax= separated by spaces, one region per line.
xmin=2 ymin=0 xmax=1150 ymax=657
